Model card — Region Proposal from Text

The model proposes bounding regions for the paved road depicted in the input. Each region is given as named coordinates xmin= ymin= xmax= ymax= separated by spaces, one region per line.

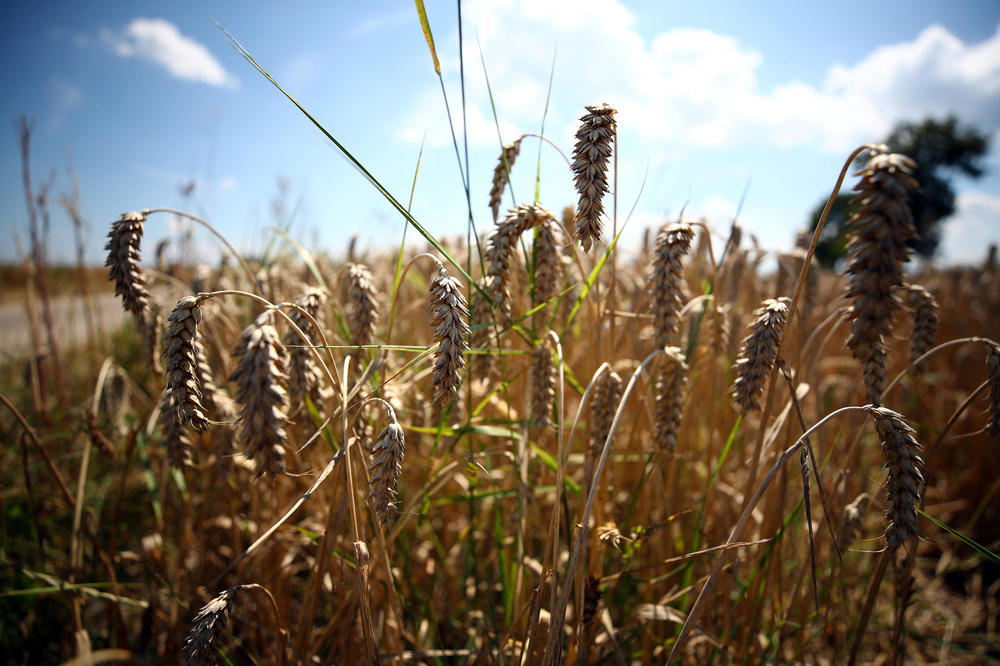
xmin=0 ymin=287 xmax=178 ymax=361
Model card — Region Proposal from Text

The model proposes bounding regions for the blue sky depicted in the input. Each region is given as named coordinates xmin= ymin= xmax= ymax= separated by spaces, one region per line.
xmin=2 ymin=0 xmax=999 ymax=269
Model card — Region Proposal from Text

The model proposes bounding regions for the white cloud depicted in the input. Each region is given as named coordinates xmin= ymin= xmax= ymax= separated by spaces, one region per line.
xmin=47 ymin=76 xmax=84 ymax=132
xmin=104 ymin=18 xmax=237 ymax=88
xmin=220 ymin=175 xmax=238 ymax=191
xmin=398 ymin=1 xmax=1000 ymax=155
xmin=940 ymin=190 xmax=1000 ymax=265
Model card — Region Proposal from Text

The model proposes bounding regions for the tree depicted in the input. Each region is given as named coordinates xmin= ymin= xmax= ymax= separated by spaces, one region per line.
xmin=808 ymin=116 xmax=990 ymax=267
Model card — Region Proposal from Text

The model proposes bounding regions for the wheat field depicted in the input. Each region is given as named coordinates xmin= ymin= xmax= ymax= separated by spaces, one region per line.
xmin=3 ymin=27 xmax=1000 ymax=666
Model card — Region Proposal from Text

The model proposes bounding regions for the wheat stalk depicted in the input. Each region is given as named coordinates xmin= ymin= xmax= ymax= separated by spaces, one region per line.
xmin=489 ymin=137 xmax=523 ymax=223
xmin=163 ymin=296 xmax=209 ymax=432
xmin=571 ymin=103 xmax=617 ymax=251
xmin=105 ymin=211 xmax=150 ymax=317
xmin=650 ymin=222 xmax=695 ymax=348
xmin=731 ymin=297 xmax=790 ymax=414
xmin=229 ymin=310 xmax=290 ymax=478
xmin=844 ymin=153 xmax=919 ymax=405
xmin=428 ymin=266 xmax=469 ymax=405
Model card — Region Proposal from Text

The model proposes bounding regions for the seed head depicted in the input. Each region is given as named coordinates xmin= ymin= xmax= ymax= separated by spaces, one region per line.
xmin=572 ymin=104 xmax=617 ymax=251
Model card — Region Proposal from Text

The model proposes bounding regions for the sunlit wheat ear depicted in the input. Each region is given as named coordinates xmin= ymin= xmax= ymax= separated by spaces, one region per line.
xmin=655 ymin=346 xmax=689 ymax=453
xmin=284 ymin=287 xmax=332 ymax=417
xmin=869 ymin=406 xmax=924 ymax=552
xmin=844 ymin=152 xmax=919 ymax=405
xmin=367 ymin=409 xmax=406 ymax=527
xmin=184 ymin=587 xmax=237 ymax=665
xmin=650 ymin=222 xmax=695 ymax=348
xmin=428 ymin=266 xmax=470 ymax=405
xmin=533 ymin=218 xmax=564 ymax=311
xmin=987 ymin=344 xmax=1000 ymax=437
xmin=589 ymin=370 xmax=623 ymax=455
xmin=529 ymin=336 xmax=556 ymax=428
xmin=730 ymin=297 xmax=791 ymax=414
xmin=572 ymin=103 xmax=617 ymax=251
xmin=903 ymin=284 xmax=939 ymax=366
xmin=487 ymin=202 xmax=557 ymax=326
xmin=596 ymin=522 xmax=630 ymax=550
xmin=838 ymin=492 xmax=870 ymax=549
xmin=105 ymin=210 xmax=150 ymax=317
xmin=163 ymin=296 xmax=209 ymax=432
xmin=158 ymin=392 xmax=192 ymax=470
xmin=346 ymin=263 xmax=379 ymax=371
xmin=489 ymin=137 xmax=523 ymax=223
xmin=229 ymin=310 xmax=290 ymax=479
xmin=142 ymin=304 xmax=163 ymax=375
xmin=468 ymin=280 xmax=496 ymax=379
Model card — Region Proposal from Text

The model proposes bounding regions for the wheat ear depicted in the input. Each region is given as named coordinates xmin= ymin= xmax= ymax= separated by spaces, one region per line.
xmin=870 ymin=407 xmax=924 ymax=552
xmin=487 ymin=202 xmax=557 ymax=326
xmin=655 ymin=346 xmax=689 ymax=452
xmin=529 ymin=336 xmax=556 ymax=428
xmin=903 ymin=284 xmax=939 ymax=366
xmin=284 ymin=287 xmax=332 ymax=417
xmin=987 ymin=344 xmax=1000 ymax=437
xmin=572 ymin=104 xmax=617 ymax=250
xmin=367 ymin=403 xmax=406 ymax=527
xmin=162 ymin=296 xmax=209 ymax=432
xmin=229 ymin=310 xmax=290 ymax=478
xmin=428 ymin=266 xmax=470 ymax=405
xmin=589 ymin=370 xmax=623 ymax=455
xmin=489 ymin=137 xmax=523 ymax=222
xmin=650 ymin=222 xmax=695 ymax=348
xmin=159 ymin=391 xmax=192 ymax=470
xmin=105 ymin=211 xmax=150 ymax=317
xmin=844 ymin=153 xmax=919 ymax=405
xmin=533 ymin=217 xmax=564 ymax=312
xmin=731 ymin=297 xmax=791 ymax=414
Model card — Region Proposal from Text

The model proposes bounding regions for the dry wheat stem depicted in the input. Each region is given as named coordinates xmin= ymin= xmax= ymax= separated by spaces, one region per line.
xmin=572 ymin=104 xmax=617 ymax=251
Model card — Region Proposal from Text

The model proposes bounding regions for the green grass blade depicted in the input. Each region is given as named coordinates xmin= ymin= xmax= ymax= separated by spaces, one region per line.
xmin=919 ymin=509 xmax=1000 ymax=565
xmin=413 ymin=0 xmax=441 ymax=75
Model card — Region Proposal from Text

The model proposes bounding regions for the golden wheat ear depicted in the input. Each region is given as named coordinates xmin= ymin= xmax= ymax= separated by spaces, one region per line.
xmin=489 ymin=137 xmax=523 ymax=223
xmin=869 ymin=407 xmax=924 ymax=552
xmin=654 ymin=346 xmax=689 ymax=453
xmin=163 ymin=296 xmax=209 ymax=432
xmin=284 ymin=287 xmax=332 ymax=418
xmin=428 ymin=266 xmax=470 ymax=406
xmin=105 ymin=210 xmax=150 ymax=317
xmin=367 ymin=406 xmax=406 ymax=527
xmin=730 ymin=297 xmax=791 ymax=414
xmin=649 ymin=222 xmax=695 ymax=348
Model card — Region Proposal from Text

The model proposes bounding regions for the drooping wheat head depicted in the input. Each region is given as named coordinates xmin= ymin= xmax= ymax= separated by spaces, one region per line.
xmin=105 ymin=210 xmax=150 ymax=317
xmin=650 ymin=222 xmax=695 ymax=348
xmin=731 ymin=297 xmax=791 ymax=414
xmin=229 ymin=310 xmax=290 ymax=479
xmin=194 ymin=337 xmax=235 ymax=422
xmin=533 ymin=217 xmax=564 ymax=313
xmin=870 ymin=406 xmax=924 ymax=552
xmin=487 ymin=202 xmax=557 ymax=326
xmin=655 ymin=346 xmax=689 ymax=453
xmin=529 ymin=336 xmax=556 ymax=428
xmin=367 ymin=410 xmax=406 ymax=527
xmin=184 ymin=587 xmax=237 ymax=665
xmin=163 ymin=296 xmax=209 ymax=432
xmin=987 ymin=344 xmax=1000 ymax=437
xmin=489 ymin=137 xmax=523 ymax=223
xmin=844 ymin=153 xmax=919 ymax=405
xmin=158 ymin=391 xmax=192 ymax=470
xmin=346 ymin=263 xmax=379 ymax=373
xmin=572 ymin=103 xmax=617 ymax=251
xmin=903 ymin=284 xmax=939 ymax=366
xmin=284 ymin=287 xmax=332 ymax=418
xmin=428 ymin=266 xmax=470 ymax=406
xmin=589 ymin=370 xmax=623 ymax=455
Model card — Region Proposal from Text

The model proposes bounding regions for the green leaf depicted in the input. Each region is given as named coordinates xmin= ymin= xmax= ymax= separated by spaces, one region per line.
xmin=919 ymin=509 xmax=1000 ymax=565
xmin=413 ymin=0 xmax=441 ymax=75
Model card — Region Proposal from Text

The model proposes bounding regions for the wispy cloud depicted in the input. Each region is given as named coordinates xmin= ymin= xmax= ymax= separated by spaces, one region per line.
xmin=103 ymin=18 xmax=237 ymax=88
xmin=46 ymin=76 xmax=84 ymax=133
xmin=398 ymin=0 xmax=1000 ymax=155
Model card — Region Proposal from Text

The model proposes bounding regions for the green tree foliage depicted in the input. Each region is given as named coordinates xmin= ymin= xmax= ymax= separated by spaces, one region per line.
xmin=808 ymin=116 xmax=990 ymax=267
